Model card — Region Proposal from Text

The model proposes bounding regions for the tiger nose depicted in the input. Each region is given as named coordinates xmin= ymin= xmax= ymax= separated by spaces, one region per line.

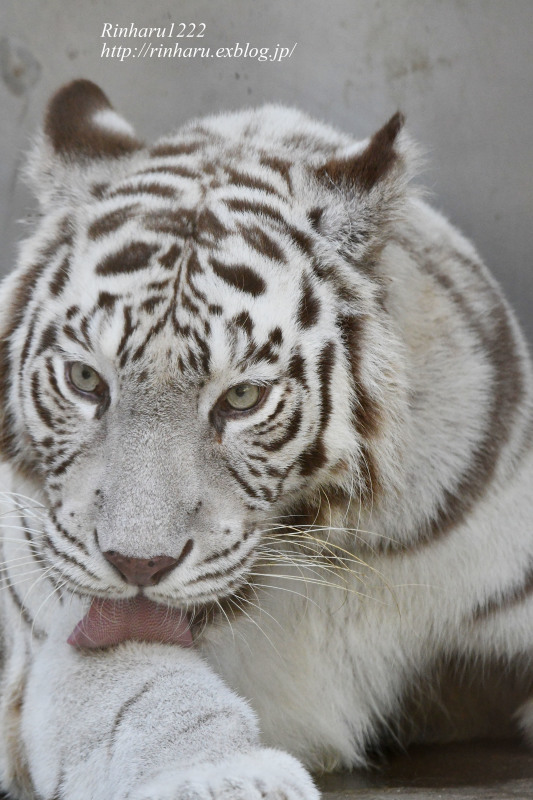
xmin=104 ymin=551 xmax=179 ymax=586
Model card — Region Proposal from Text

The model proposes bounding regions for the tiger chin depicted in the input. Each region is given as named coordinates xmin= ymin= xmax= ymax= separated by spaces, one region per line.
xmin=0 ymin=78 xmax=532 ymax=799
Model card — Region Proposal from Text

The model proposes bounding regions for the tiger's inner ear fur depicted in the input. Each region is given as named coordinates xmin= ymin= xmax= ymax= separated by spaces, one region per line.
xmin=25 ymin=79 xmax=143 ymax=207
xmin=310 ymin=113 xmax=413 ymax=265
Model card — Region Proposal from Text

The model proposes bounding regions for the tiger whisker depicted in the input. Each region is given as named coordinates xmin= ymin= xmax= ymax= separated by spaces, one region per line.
xmin=31 ymin=576 xmax=71 ymax=645
xmin=0 ymin=557 xmax=45 ymax=578
xmin=259 ymin=543 xmax=372 ymax=582
xmin=247 ymin=570 xmax=392 ymax=605
xmin=269 ymin=529 xmax=401 ymax=612
xmin=0 ymin=511 xmax=44 ymax=523
xmin=0 ymin=490 xmax=45 ymax=507
xmin=262 ymin=526 xmax=389 ymax=575
xmin=232 ymin=591 xmax=284 ymax=632
xmin=192 ymin=602 xmax=211 ymax=642
xmin=255 ymin=541 xmax=328 ymax=615
xmin=215 ymin=598 xmax=238 ymax=647
xmin=358 ymin=445 xmax=375 ymax=522
xmin=256 ymin=543 xmax=325 ymax=584
xmin=228 ymin=593 xmax=283 ymax=657
xmin=254 ymin=555 xmax=366 ymax=586
xmin=0 ymin=565 xmax=53 ymax=585
xmin=261 ymin=522 xmax=401 ymax=547
xmin=0 ymin=527 xmax=46 ymax=537
xmin=0 ymin=507 xmax=45 ymax=517
xmin=246 ymin=581 xmax=325 ymax=612
xmin=258 ymin=531 xmax=399 ymax=602
xmin=0 ymin=497 xmax=47 ymax=521
xmin=256 ymin=543 xmax=366 ymax=578
xmin=261 ymin=529 xmax=371 ymax=566
xmin=0 ymin=551 xmax=47 ymax=563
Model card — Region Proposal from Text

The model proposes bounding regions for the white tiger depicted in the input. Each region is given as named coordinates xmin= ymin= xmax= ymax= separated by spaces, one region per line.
xmin=1 ymin=79 xmax=532 ymax=799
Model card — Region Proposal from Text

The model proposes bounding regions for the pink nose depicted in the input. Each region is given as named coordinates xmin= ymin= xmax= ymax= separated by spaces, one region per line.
xmin=104 ymin=552 xmax=178 ymax=586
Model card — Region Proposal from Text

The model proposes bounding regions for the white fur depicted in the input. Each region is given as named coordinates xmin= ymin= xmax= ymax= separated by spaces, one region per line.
xmin=1 ymin=85 xmax=533 ymax=798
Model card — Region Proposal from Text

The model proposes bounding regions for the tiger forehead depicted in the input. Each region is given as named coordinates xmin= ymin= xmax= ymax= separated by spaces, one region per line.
xmin=91 ymin=233 xmax=299 ymax=369
xmin=86 ymin=167 xmax=304 ymax=248
xmin=83 ymin=197 xmax=307 ymax=304
xmin=77 ymin=227 xmax=308 ymax=380
xmin=80 ymin=159 xmax=317 ymax=311
xmin=94 ymin=129 xmax=295 ymax=212
xmin=84 ymin=121 xmax=318 ymax=254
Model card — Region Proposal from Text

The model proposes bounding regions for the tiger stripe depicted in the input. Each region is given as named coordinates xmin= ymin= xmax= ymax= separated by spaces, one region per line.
xmin=96 ymin=242 xmax=160 ymax=276
xmin=473 ymin=567 xmax=533 ymax=620
xmin=88 ymin=204 xmax=140 ymax=240
xmin=106 ymin=182 xmax=176 ymax=200
xmin=299 ymin=342 xmax=335 ymax=476
xmin=210 ymin=257 xmax=266 ymax=297
xmin=261 ymin=404 xmax=303 ymax=453
xmin=297 ymin=273 xmax=321 ymax=329
xmin=394 ymin=234 xmax=527 ymax=543
xmin=49 ymin=255 xmax=71 ymax=297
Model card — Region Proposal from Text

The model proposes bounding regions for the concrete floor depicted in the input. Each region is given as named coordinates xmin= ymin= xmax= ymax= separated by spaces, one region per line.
xmin=317 ymin=740 xmax=533 ymax=799
xmin=0 ymin=740 xmax=531 ymax=798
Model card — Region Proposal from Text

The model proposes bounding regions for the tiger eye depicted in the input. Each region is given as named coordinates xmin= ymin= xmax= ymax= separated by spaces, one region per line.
xmin=67 ymin=362 xmax=106 ymax=397
xmin=224 ymin=384 xmax=261 ymax=411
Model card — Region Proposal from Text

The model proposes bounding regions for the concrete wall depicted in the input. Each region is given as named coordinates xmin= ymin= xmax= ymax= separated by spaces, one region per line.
xmin=2 ymin=0 xmax=532 ymax=340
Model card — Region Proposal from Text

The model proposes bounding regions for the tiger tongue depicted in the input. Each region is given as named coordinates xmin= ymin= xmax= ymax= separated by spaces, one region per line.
xmin=67 ymin=595 xmax=193 ymax=649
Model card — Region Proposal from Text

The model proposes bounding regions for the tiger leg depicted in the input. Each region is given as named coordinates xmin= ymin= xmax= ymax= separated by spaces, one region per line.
xmin=0 ymin=633 xmax=318 ymax=800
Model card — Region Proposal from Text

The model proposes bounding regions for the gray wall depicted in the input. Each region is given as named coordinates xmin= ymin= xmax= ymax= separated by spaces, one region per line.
xmin=2 ymin=0 xmax=532 ymax=340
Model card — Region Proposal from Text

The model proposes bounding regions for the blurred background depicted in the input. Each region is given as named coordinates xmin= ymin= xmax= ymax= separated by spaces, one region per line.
xmin=1 ymin=0 xmax=532 ymax=340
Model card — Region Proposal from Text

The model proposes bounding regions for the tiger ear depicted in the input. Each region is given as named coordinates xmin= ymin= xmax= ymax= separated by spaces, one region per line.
xmin=311 ymin=113 xmax=414 ymax=262
xmin=315 ymin=112 xmax=406 ymax=193
xmin=25 ymin=79 xmax=143 ymax=206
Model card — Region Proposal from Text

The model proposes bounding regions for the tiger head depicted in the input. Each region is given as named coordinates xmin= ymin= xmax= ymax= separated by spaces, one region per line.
xmin=0 ymin=81 xmax=411 ymax=615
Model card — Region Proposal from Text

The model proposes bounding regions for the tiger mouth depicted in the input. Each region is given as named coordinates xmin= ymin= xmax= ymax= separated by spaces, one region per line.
xmin=61 ymin=522 xmax=263 ymax=649
xmin=66 ymin=558 xmax=257 ymax=650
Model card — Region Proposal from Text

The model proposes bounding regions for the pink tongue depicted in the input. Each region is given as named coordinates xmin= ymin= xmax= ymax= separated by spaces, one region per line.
xmin=67 ymin=596 xmax=193 ymax=649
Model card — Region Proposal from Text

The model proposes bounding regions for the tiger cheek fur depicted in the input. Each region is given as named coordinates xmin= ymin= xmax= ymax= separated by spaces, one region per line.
xmin=0 ymin=78 xmax=533 ymax=798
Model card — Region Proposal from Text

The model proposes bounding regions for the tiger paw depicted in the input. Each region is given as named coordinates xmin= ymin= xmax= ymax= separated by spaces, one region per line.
xmin=130 ymin=748 xmax=320 ymax=800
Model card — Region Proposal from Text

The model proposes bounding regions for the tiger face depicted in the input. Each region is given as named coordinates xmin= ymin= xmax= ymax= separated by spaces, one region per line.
xmin=0 ymin=81 xmax=410 ymax=613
